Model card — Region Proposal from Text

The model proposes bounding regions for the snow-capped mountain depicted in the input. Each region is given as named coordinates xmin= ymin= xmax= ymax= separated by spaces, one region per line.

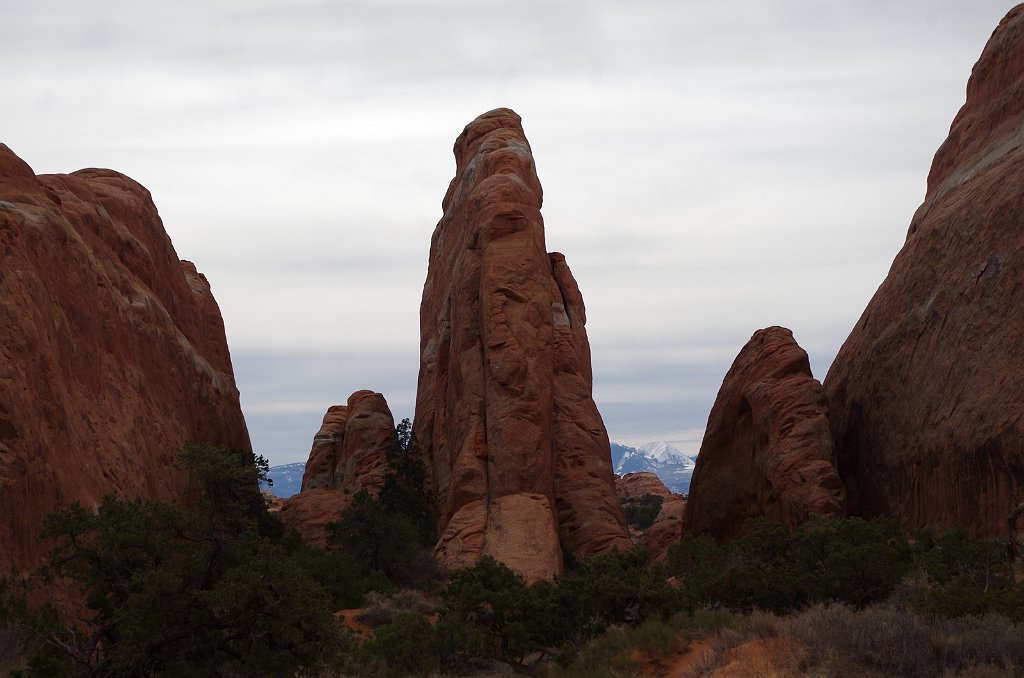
xmin=261 ymin=462 xmax=306 ymax=499
xmin=611 ymin=442 xmax=697 ymax=495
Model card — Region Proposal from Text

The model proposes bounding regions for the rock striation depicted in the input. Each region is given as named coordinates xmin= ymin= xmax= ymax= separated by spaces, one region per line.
xmin=280 ymin=390 xmax=398 ymax=547
xmin=0 ymin=146 xmax=250 ymax=572
xmin=686 ymin=327 xmax=845 ymax=541
xmin=824 ymin=6 xmax=1024 ymax=537
xmin=412 ymin=109 xmax=630 ymax=581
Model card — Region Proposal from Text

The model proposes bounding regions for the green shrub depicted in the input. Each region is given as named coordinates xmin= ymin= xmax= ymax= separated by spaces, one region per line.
xmin=440 ymin=555 xmax=551 ymax=669
xmin=325 ymin=418 xmax=442 ymax=591
xmin=669 ymin=516 xmax=910 ymax=614
xmin=365 ymin=612 xmax=440 ymax=675
xmin=621 ymin=494 xmax=664 ymax=530
xmin=18 ymin=445 xmax=346 ymax=677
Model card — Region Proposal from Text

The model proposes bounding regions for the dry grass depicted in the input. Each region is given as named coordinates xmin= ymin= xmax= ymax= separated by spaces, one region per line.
xmin=355 ymin=589 xmax=436 ymax=628
xmin=777 ymin=604 xmax=1024 ymax=678
xmin=678 ymin=628 xmax=744 ymax=678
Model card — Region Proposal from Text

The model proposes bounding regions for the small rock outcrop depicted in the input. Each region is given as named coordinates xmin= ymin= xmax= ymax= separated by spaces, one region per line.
xmin=413 ymin=109 xmax=630 ymax=581
xmin=824 ymin=6 xmax=1024 ymax=536
xmin=616 ymin=471 xmax=672 ymax=499
xmin=280 ymin=390 xmax=397 ymax=546
xmin=0 ymin=146 xmax=250 ymax=572
xmin=686 ymin=327 xmax=845 ymax=541
xmin=279 ymin=488 xmax=353 ymax=550
xmin=642 ymin=494 xmax=686 ymax=562
xmin=615 ymin=471 xmax=686 ymax=562
xmin=299 ymin=390 xmax=393 ymax=496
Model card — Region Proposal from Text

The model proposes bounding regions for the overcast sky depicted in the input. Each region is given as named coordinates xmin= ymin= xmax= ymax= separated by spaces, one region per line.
xmin=3 ymin=1 xmax=1014 ymax=466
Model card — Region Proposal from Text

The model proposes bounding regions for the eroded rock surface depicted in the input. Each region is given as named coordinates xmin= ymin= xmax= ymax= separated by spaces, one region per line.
xmin=413 ymin=109 xmax=630 ymax=580
xmin=824 ymin=6 xmax=1024 ymax=536
xmin=300 ymin=390 xmax=393 ymax=496
xmin=281 ymin=390 xmax=397 ymax=547
xmin=615 ymin=471 xmax=685 ymax=562
xmin=616 ymin=472 xmax=672 ymax=500
xmin=643 ymin=494 xmax=686 ymax=563
xmin=0 ymin=145 xmax=250 ymax=572
xmin=686 ymin=327 xmax=844 ymax=541
xmin=279 ymin=488 xmax=352 ymax=550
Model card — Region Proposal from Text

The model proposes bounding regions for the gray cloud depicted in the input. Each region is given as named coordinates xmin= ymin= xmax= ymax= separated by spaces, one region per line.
xmin=2 ymin=0 xmax=1015 ymax=466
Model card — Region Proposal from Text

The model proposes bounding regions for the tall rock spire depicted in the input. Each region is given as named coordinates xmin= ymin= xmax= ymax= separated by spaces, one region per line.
xmin=413 ymin=109 xmax=630 ymax=580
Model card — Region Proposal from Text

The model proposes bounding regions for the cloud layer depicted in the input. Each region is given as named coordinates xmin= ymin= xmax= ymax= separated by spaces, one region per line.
xmin=3 ymin=0 xmax=1014 ymax=463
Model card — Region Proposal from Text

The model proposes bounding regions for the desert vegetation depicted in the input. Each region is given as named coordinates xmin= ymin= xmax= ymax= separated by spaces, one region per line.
xmin=620 ymin=493 xmax=664 ymax=530
xmin=3 ymin=433 xmax=1023 ymax=677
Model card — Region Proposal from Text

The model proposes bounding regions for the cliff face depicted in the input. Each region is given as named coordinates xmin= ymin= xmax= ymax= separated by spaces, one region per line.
xmin=0 ymin=145 xmax=250 ymax=572
xmin=413 ymin=109 xmax=630 ymax=581
xmin=687 ymin=327 xmax=845 ymax=541
xmin=824 ymin=6 xmax=1024 ymax=536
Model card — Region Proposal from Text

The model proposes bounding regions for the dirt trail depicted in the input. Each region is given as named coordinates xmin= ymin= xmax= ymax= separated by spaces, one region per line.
xmin=639 ymin=637 xmax=799 ymax=677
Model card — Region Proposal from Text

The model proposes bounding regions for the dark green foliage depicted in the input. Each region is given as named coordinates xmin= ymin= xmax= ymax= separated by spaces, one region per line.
xmin=549 ymin=547 xmax=683 ymax=647
xmin=620 ymin=494 xmax=663 ymax=530
xmin=668 ymin=516 xmax=1024 ymax=623
xmin=441 ymin=555 xmax=550 ymax=668
xmin=21 ymin=445 xmax=345 ymax=677
xmin=912 ymin=526 xmax=1012 ymax=589
xmin=327 ymin=489 xmax=437 ymax=588
xmin=287 ymin=541 xmax=366 ymax=609
xmin=669 ymin=516 xmax=911 ymax=614
xmin=381 ymin=418 xmax=434 ymax=546
xmin=434 ymin=547 xmax=684 ymax=673
xmin=910 ymin=527 xmax=1024 ymax=620
xmin=364 ymin=612 xmax=441 ymax=675
xmin=327 ymin=418 xmax=440 ymax=589
xmin=667 ymin=533 xmax=727 ymax=610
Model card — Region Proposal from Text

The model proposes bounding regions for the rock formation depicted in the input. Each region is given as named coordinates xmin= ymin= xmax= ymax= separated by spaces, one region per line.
xmin=280 ymin=390 xmax=397 ymax=546
xmin=0 ymin=145 xmax=250 ymax=572
xmin=299 ymin=390 xmax=393 ymax=496
xmin=615 ymin=471 xmax=685 ymax=562
xmin=616 ymin=472 xmax=672 ymax=500
xmin=642 ymin=494 xmax=686 ymax=563
xmin=279 ymin=488 xmax=353 ymax=550
xmin=412 ymin=108 xmax=630 ymax=581
xmin=824 ymin=6 xmax=1024 ymax=536
xmin=686 ymin=327 xmax=845 ymax=541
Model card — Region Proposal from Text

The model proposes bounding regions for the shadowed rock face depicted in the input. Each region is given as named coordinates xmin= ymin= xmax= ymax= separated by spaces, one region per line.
xmin=413 ymin=108 xmax=630 ymax=581
xmin=642 ymin=494 xmax=686 ymax=563
xmin=824 ymin=6 xmax=1024 ymax=537
xmin=0 ymin=145 xmax=250 ymax=572
xmin=281 ymin=390 xmax=397 ymax=547
xmin=687 ymin=327 xmax=844 ymax=541
xmin=278 ymin=488 xmax=352 ymax=550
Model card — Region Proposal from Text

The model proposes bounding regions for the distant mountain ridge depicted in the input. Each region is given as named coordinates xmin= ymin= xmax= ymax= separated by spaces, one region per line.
xmin=611 ymin=442 xmax=697 ymax=495
xmin=268 ymin=441 xmax=696 ymax=500
xmin=262 ymin=462 xmax=305 ymax=499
